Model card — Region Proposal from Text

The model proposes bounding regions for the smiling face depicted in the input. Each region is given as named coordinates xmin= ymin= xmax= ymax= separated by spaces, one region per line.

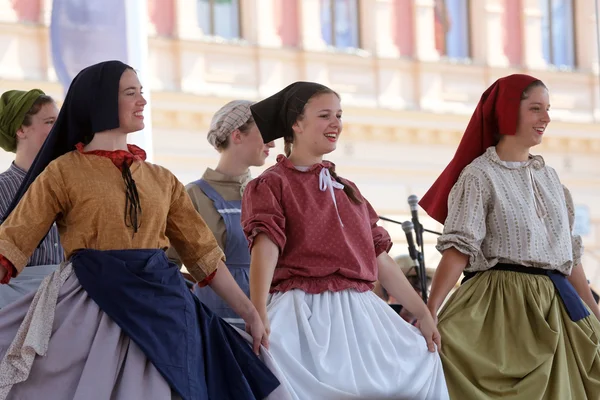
xmin=117 ymin=69 xmax=147 ymax=134
xmin=291 ymin=92 xmax=342 ymax=157
xmin=512 ymin=84 xmax=551 ymax=148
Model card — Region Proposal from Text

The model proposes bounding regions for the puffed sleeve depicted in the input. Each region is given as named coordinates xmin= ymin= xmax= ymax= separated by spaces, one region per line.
xmin=365 ymin=199 xmax=392 ymax=256
xmin=241 ymin=175 xmax=286 ymax=253
xmin=436 ymin=168 xmax=490 ymax=270
xmin=0 ymin=161 xmax=67 ymax=274
xmin=165 ymin=176 xmax=224 ymax=283
xmin=562 ymin=185 xmax=583 ymax=266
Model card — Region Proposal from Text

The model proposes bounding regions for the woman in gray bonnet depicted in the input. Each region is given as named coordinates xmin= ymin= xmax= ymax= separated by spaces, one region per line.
xmin=170 ymin=100 xmax=275 ymax=329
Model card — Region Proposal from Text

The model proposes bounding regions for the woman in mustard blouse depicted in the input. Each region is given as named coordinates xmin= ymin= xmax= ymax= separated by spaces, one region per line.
xmin=0 ymin=61 xmax=279 ymax=400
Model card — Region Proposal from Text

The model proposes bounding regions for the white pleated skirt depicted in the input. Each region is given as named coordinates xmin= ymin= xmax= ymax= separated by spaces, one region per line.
xmin=264 ymin=289 xmax=449 ymax=400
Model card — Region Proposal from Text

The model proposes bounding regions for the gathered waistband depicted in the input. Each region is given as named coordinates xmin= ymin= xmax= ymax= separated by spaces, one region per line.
xmin=462 ymin=263 xmax=589 ymax=322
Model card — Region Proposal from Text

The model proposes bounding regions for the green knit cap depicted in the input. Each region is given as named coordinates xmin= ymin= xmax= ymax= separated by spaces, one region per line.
xmin=0 ymin=89 xmax=45 ymax=152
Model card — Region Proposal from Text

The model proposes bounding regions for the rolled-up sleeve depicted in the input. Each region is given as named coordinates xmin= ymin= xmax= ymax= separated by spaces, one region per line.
xmin=0 ymin=162 xmax=66 ymax=274
xmin=436 ymin=169 xmax=489 ymax=270
xmin=241 ymin=176 xmax=286 ymax=253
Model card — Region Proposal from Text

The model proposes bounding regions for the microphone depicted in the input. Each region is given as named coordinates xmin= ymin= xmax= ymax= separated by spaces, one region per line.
xmin=407 ymin=195 xmax=422 ymax=247
xmin=401 ymin=221 xmax=419 ymax=262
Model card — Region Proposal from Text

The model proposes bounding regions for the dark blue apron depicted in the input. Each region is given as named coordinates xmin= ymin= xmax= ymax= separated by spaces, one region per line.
xmin=72 ymin=249 xmax=279 ymax=400
xmin=192 ymin=179 xmax=250 ymax=330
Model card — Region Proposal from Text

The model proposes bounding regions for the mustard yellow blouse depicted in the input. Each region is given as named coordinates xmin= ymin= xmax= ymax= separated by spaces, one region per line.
xmin=0 ymin=151 xmax=224 ymax=282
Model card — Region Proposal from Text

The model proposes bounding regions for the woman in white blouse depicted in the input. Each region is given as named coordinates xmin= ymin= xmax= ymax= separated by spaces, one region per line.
xmin=420 ymin=74 xmax=600 ymax=400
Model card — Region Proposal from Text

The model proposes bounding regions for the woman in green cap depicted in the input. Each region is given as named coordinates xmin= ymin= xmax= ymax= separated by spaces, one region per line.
xmin=0 ymin=89 xmax=64 ymax=308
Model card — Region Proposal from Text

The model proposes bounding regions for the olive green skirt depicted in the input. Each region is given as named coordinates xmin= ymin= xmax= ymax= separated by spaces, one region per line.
xmin=438 ymin=270 xmax=600 ymax=400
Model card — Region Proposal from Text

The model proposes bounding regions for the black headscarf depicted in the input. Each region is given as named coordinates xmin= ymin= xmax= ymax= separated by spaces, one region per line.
xmin=3 ymin=61 xmax=140 ymax=231
xmin=250 ymin=82 xmax=331 ymax=143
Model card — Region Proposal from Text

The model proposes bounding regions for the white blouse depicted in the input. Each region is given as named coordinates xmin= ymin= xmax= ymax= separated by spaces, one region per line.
xmin=437 ymin=146 xmax=582 ymax=275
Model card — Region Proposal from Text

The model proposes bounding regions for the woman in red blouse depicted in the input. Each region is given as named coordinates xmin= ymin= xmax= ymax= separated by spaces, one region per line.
xmin=242 ymin=82 xmax=449 ymax=399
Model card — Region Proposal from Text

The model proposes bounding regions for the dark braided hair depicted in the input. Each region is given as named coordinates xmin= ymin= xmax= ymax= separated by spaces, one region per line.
xmin=122 ymin=160 xmax=142 ymax=233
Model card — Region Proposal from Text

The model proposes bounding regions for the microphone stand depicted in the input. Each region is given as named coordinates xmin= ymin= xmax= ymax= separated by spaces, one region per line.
xmin=414 ymin=221 xmax=428 ymax=304
xmin=379 ymin=216 xmax=442 ymax=303
xmin=401 ymin=221 xmax=426 ymax=303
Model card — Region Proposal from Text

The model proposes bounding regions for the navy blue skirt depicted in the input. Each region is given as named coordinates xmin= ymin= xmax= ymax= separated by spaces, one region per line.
xmin=71 ymin=249 xmax=280 ymax=400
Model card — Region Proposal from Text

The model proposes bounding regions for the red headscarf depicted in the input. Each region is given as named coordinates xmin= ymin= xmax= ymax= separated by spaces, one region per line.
xmin=419 ymin=74 xmax=540 ymax=224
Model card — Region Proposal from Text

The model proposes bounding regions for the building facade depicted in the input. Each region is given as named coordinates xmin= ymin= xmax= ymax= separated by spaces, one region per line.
xmin=1 ymin=0 xmax=599 ymax=285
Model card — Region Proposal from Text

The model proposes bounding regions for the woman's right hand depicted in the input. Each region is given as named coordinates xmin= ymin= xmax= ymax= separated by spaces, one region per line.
xmin=258 ymin=307 xmax=271 ymax=337
xmin=244 ymin=308 xmax=270 ymax=354
xmin=415 ymin=313 xmax=442 ymax=352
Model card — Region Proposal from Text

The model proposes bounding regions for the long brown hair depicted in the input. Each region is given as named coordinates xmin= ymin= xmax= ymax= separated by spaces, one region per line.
xmin=285 ymin=89 xmax=363 ymax=205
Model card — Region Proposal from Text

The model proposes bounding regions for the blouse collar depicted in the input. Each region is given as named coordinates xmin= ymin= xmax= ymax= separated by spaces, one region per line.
xmin=276 ymin=154 xmax=335 ymax=173
xmin=485 ymin=146 xmax=545 ymax=171
xmin=75 ymin=142 xmax=146 ymax=171
xmin=202 ymin=167 xmax=251 ymax=185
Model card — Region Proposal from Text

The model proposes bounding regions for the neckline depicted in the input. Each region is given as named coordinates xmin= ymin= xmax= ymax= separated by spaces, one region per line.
xmin=276 ymin=154 xmax=335 ymax=173
xmin=485 ymin=146 xmax=545 ymax=170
